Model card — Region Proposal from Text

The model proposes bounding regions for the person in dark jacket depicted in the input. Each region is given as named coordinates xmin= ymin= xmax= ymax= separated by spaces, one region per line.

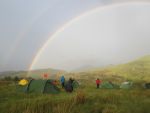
xmin=65 ymin=78 xmax=74 ymax=92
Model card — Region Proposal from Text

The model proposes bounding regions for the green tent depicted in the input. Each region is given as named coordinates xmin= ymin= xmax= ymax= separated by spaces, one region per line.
xmin=144 ymin=83 xmax=150 ymax=89
xmin=72 ymin=80 xmax=79 ymax=88
xmin=17 ymin=79 xmax=60 ymax=94
xmin=16 ymin=84 xmax=28 ymax=93
xmin=120 ymin=82 xmax=132 ymax=89
xmin=100 ymin=81 xmax=114 ymax=89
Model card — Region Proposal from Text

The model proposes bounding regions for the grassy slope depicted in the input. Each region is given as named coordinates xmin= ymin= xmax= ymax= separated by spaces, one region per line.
xmin=85 ymin=55 xmax=150 ymax=82
xmin=109 ymin=55 xmax=150 ymax=81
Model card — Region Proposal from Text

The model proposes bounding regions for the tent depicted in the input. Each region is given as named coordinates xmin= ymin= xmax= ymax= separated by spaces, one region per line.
xmin=72 ymin=80 xmax=79 ymax=88
xmin=100 ymin=81 xmax=114 ymax=89
xmin=144 ymin=83 xmax=150 ymax=89
xmin=120 ymin=81 xmax=132 ymax=89
xmin=17 ymin=79 xmax=60 ymax=94
xmin=18 ymin=79 xmax=28 ymax=86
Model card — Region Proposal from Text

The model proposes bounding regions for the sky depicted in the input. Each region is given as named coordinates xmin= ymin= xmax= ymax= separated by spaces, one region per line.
xmin=0 ymin=0 xmax=150 ymax=72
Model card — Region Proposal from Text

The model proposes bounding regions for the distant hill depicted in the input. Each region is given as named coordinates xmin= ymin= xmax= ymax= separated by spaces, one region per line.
xmin=85 ymin=55 xmax=150 ymax=82
xmin=1 ymin=55 xmax=150 ymax=81
xmin=0 ymin=71 xmax=27 ymax=78
xmin=27 ymin=68 xmax=66 ymax=79
xmin=0 ymin=68 xmax=66 ymax=79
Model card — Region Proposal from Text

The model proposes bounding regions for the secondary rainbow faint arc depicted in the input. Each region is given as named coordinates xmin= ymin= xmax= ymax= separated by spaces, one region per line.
xmin=29 ymin=2 xmax=150 ymax=71
xmin=4 ymin=5 xmax=53 ymax=67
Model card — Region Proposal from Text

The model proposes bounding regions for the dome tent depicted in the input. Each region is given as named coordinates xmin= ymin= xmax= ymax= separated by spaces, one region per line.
xmin=72 ymin=80 xmax=79 ymax=88
xmin=17 ymin=79 xmax=60 ymax=94
xmin=144 ymin=83 xmax=150 ymax=89
xmin=120 ymin=81 xmax=133 ymax=89
xmin=100 ymin=81 xmax=114 ymax=89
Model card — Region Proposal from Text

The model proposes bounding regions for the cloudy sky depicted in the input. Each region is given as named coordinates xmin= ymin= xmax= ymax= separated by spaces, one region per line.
xmin=0 ymin=0 xmax=150 ymax=72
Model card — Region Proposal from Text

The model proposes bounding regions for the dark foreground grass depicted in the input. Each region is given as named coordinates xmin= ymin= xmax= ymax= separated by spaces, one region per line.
xmin=0 ymin=84 xmax=150 ymax=113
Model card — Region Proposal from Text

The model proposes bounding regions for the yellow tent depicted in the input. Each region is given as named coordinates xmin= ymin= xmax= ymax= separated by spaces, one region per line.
xmin=18 ymin=79 xmax=28 ymax=86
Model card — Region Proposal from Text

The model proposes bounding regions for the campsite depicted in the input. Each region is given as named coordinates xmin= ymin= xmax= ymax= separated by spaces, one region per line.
xmin=0 ymin=78 xmax=150 ymax=113
xmin=1 ymin=1 xmax=150 ymax=113
xmin=0 ymin=55 xmax=150 ymax=113
xmin=0 ymin=56 xmax=150 ymax=113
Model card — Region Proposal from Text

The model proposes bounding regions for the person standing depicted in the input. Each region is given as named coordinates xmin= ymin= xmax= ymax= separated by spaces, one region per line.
xmin=60 ymin=75 xmax=65 ymax=88
xmin=96 ymin=78 xmax=101 ymax=88
xmin=65 ymin=78 xmax=74 ymax=92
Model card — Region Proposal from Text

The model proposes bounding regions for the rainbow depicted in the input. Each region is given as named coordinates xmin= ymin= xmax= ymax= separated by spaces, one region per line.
xmin=29 ymin=1 xmax=150 ymax=73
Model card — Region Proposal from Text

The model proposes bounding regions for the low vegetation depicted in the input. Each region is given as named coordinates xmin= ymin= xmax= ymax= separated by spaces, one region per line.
xmin=0 ymin=80 xmax=150 ymax=113
xmin=0 ymin=55 xmax=150 ymax=113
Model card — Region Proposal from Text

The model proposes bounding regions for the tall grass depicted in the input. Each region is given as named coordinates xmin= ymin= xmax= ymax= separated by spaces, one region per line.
xmin=0 ymin=83 xmax=150 ymax=113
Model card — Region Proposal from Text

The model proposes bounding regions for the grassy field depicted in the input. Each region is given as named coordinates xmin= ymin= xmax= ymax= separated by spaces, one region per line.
xmin=0 ymin=55 xmax=150 ymax=113
xmin=0 ymin=81 xmax=150 ymax=113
